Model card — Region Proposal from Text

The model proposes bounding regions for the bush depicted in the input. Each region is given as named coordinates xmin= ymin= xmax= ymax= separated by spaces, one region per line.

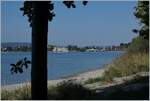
xmin=84 ymin=77 xmax=102 ymax=84
xmin=1 ymin=81 xmax=96 ymax=100
xmin=128 ymin=36 xmax=149 ymax=53
xmin=48 ymin=81 xmax=96 ymax=100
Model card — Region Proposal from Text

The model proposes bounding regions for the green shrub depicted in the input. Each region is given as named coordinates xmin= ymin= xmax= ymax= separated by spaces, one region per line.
xmin=84 ymin=77 xmax=102 ymax=84
xmin=48 ymin=81 xmax=96 ymax=100
xmin=128 ymin=36 xmax=149 ymax=53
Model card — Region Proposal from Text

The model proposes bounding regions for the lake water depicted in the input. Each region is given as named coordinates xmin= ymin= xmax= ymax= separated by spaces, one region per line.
xmin=1 ymin=51 xmax=123 ymax=86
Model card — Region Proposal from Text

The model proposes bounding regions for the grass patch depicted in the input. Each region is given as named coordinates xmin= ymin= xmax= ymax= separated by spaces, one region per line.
xmin=84 ymin=77 xmax=102 ymax=84
xmin=2 ymin=76 xmax=149 ymax=100
xmin=1 ymin=85 xmax=31 ymax=100
xmin=101 ymin=52 xmax=149 ymax=83
xmin=1 ymin=81 xmax=96 ymax=100
xmin=84 ymin=52 xmax=149 ymax=84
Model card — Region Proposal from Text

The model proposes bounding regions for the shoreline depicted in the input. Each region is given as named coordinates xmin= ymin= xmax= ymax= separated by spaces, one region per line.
xmin=1 ymin=50 xmax=125 ymax=53
xmin=1 ymin=66 xmax=108 ymax=91
xmin=59 ymin=63 xmax=109 ymax=79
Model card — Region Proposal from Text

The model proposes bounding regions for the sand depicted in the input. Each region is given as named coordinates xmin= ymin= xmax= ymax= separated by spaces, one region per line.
xmin=1 ymin=67 xmax=107 ymax=91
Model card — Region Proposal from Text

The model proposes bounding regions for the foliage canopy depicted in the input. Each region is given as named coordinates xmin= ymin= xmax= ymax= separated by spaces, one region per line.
xmin=133 ymin=1 xmax=149 ymax=40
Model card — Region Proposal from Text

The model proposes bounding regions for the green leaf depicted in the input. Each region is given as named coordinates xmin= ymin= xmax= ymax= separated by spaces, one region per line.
xmin=82 ymin=1 xmax=88 ymax=6
xmin=72 ymin=4 xmax=76 ymax=8
xmin=18 ymin=68 xmax=23 ymax=73
xmin=10 ymin=64 xmax=16 ymax=67
xmin=14 ymin=69 xmax=18 ymax=74
xmin=26 ymin=60 xmax=31 ymax=64
xmin=10 ymin=67 xmax=14 ymax=72
xmin=16 ymin=60 xmax=23 ymax=66
xmin=20 ymin=7 xmax=24 ymax=11
xmin=49 ymin=3 xmax=54 ymax=10
xmin=24 ymin=57 xmax=27 ymax=61
xmin=24 ymin=63 xmax=28 ymax=69
xmin=10 ymin=57 xmax=31 ymax=74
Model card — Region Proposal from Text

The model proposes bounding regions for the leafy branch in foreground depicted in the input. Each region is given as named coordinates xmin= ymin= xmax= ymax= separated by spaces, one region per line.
xmin=20 ymin=1 xmax=88 ymax=27
xmin=133 ymin=1 xmax=149 ymax=40
xmin=10 ymin=57 xmax=31 ymax=74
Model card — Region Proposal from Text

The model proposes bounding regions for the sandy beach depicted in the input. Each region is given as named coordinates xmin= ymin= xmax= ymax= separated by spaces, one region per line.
xmin=1 ymin=67 xmax=107 ymax=91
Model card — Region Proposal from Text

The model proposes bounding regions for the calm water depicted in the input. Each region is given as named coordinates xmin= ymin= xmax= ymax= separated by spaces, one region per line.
xmin=1 ymin=51 xmax=123 ymax=86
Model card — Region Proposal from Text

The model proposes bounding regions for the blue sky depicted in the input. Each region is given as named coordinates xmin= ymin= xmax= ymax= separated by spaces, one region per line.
xmin=1 ymin=1 xmax=138 ymax=46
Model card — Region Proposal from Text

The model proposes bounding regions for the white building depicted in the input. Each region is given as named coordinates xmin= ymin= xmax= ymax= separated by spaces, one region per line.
xmin=86 ymin=48 xmax=98 ymax=52
xmin=53 ymin=47 xmax=69 ymax=52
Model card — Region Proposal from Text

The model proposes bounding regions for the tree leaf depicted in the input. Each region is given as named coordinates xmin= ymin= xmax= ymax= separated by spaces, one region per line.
xmin=49 ymin=3 xmax=54 ymax=10
xmin=20 ymin=7 xmax=24 ymax=11
xmin=24 ymin=63 xmax=28 ymax=69
xmin=82 ymin=1 xmax=88 ymax=6
xmin=26 ymin=60 xmax=31 ymax=64
xmin=18 ymin=68 xmax=23 ymax=73
xmin=132 ymin=29 xmax=139 ymax=33
xmin=16 ymin=60 xmax=23 ymax=66
xmin=14 ymin=69 xmax=18 ymax=74
xmin=24 ymin=57 xmax=27 ymax=61
xmin=10 ymin=67 xmax=14 ymax=72
xmin=72 ymin=4 xmax=76 ymax=8
xmin=10 ymin=64 xmax=16 ymax=67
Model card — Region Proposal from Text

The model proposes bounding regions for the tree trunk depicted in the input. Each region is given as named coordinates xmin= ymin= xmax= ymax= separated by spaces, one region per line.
xmin=31 ymin=2 xmax=49 ymax=99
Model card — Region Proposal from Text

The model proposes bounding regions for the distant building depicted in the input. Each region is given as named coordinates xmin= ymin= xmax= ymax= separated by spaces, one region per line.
xmin=86 ymin=48 xmax=98 ymax=52
xmin=99 ymin=47 xmax=105 ymax=51
xmin=1 ymin=48 xmax=7 ymax=52
xmin=52 ymin=47 xmax=69 ymax=52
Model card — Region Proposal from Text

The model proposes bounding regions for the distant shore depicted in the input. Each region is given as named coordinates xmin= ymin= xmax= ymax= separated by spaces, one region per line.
xmin=1 ymin=65 xmax=108 ymax=91
xmin=1 ymin=50 xmax=124 ymax=53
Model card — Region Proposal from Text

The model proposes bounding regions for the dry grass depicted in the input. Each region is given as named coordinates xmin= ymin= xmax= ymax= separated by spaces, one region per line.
xmin=1 ymin=84 xmax=31 ymax=100
xmin=101 ymin=52 xmax=149 ymax=82
xmin=84 ymin=52 xmax=149 ymax=84
xmin=1 ymin=82 xmax=95 ymax=100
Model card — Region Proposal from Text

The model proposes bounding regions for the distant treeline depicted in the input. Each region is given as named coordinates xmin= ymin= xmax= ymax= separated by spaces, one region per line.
xmin=1 ymin=42 xmax=130 ymax=52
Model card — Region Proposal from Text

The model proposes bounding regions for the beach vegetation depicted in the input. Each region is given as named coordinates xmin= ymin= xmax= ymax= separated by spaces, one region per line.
xmin=1 ymin=81 xmax=95 ymax=100
xmin=47 ymin=81 xmax=95 ymax=100
xmin=101 ymin=52 xmax=148 ymax=82
xmin=2 ymin=76 xmax=149 ymax=100
xmin=84 ymin=77 xmax=102 ymax=84
xmin=84 ymin=52 xmax=148 ymax=84
xmin=127 ymin=36 xmax=149 ymax=53
xmin=1 ymin=85 xmax=31 ymax=100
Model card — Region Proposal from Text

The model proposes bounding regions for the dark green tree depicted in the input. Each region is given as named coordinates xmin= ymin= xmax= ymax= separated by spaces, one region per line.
xmin=20 ymin=1 xmax=87 ymax=99
xmin=128 ymin=36 xmax=149 ymax=53
xmin=133 ymin=1 xmax=149 ymax=40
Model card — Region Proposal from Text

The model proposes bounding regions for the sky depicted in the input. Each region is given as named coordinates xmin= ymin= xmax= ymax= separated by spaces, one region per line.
xmin=1 ymin=1 xmax=139 ymax=46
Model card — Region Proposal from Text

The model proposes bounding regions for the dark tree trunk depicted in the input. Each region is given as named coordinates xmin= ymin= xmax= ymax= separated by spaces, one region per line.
xmin=31 ymin=2 xmax=49 ymax=100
